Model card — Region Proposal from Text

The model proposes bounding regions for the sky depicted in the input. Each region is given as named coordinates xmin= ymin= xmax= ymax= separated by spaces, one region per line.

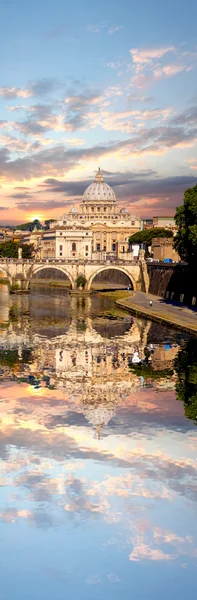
xmin=0 ymin=0 xmax=197 ymax=224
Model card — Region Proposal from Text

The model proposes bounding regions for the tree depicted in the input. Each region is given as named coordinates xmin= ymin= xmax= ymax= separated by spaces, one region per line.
xmin=44 ymin=219 xmax=56 ymax=229
xmin=129 ymin=227 xmax=173 ymax=249
xmin=0 ymin=241 xmax=34 ymax=258
xmin=174 ymin=184 xmax=197 ymax=264
xmin=17 ymin=219 xmax=43 ymax=231
xmin=76 ymin=274 xmax=87 ymax=289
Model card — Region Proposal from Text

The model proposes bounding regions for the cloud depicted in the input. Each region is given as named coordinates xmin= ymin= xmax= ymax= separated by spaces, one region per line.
xmin=1 ymin=113 xmax=197 ymax=184
xmin=127 ymin=94 xmax=154 ymax=103
xmin=108 ymin=26 xmax=123 ymax=35
xmin=129 ymin=544 xmax=174 ymax=562
xmin=171 ymin=105 xmax=197 ymax=126
xmin=9 ymin=191 xmax=33 ymax=199
xmin=29 ymin=78 xmax=60 ymax=97
xmin=104 ymin=86 xmax=123 ymax=98
xmin=130 ymin=46 xmax=175 ymax=68
xmin=153 ymin=64 xmax=193 ymax=79
xmin=0 ymin=206 xmax=8 ymax=211
xmin=132 ymin=74 xmax=152 ymax=88
xmin=87 ymin=22 xmax=106 ymax=33
xmin=0 ymin=121 xmax=8 ymax=129
xmin=0 ymin=86 xmax=31 ymax=99
xmin=16 ymin=200 xmax=73 ymax=210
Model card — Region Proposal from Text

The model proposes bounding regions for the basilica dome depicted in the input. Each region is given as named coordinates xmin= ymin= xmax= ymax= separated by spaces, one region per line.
xmin=82 ymin=168 xmax=116 ymax=202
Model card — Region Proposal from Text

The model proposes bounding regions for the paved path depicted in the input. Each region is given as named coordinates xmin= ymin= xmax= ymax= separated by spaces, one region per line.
xmin=116 ymin=291 xmax=197 ymax=334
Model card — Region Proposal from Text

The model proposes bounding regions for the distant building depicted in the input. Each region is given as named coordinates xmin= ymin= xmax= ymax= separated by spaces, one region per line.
xmin=153 ymin=216 xmax=177 ymax=234
xmin=42 ymin=227 xmax=92 ymax=260
xmin=152 ymin=237 xmax=180 ymax=262
xmin=141 ymin=219 xmax=153 ymax=230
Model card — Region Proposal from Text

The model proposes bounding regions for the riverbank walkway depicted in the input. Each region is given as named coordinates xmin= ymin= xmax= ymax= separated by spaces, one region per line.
xmin=116 ymin=291 xmax=197 ymax=335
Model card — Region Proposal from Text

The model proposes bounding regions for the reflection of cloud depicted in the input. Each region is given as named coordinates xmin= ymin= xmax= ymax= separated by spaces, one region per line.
xmin=129 ymin=544 xmax=173 ymax=561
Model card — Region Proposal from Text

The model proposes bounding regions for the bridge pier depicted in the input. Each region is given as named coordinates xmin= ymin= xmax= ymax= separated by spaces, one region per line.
xmin=10 ymin=276 xmax=30 ymax=294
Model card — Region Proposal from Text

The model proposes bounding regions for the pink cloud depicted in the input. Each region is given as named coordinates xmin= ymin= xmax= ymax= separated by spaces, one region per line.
xmin=0 ymin=86 xmax=32 ymax=99
xmin=130 ymin=46 xmax=175 ymax=67
xmin=153 ymin=64 xmax=193 ymax=79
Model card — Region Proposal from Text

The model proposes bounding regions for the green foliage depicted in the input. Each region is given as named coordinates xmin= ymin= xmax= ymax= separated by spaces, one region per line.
xmin=129 ymin=360 xmax=173 ymax=381
xmin=44 ymin=219 xmax=56 ymax=229
xmin=129 ymin=227 xmax=173 ymax=247
xmin=0 ymin=348 xmax=32 ymax=367
xmin=76 ymin=274 xmax=87 ymax=289
xmin=17 ymin=219 xmax=43 ymax=231
xmin=174 ymin=184 xmax=197 ymax=264
xmin=174 ymin=338 xmax=197 ymax=422
xmin=10 ymin=283 xmax=20 ymax=293
xmin=0 ymin=241 xmax=34 ymax=259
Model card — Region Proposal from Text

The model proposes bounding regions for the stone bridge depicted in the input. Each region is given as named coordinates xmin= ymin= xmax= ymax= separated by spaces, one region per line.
xmin=0 ymin=256 xmax=149 ymax=293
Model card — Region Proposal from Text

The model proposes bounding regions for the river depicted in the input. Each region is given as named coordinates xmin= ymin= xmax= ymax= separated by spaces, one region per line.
xmin=0 ymin=284 xmax=197 ymax=599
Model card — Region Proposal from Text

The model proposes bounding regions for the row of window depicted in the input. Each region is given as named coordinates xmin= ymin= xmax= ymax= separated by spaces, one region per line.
xmin=59 ymin=243 xmax=89 ymax=255
xmin=96 ymin=243 xmax=117 ymax=252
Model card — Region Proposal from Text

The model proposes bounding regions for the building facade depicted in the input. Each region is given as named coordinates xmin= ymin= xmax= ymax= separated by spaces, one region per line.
xmin=153 ymin=216 xmax=177 ymax=233
xmin=47 ymin=169 xmax=141 ymax=260
xmin=152 ymin=237 xmax=180 ymax=262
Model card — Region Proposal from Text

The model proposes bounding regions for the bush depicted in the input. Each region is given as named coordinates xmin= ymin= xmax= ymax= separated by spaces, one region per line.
xmin=76 ymin=274 xmax=87 ymax=289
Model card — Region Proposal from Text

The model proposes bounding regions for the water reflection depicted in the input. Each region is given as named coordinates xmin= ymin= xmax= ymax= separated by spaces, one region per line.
xmin=0 ymin=285 xmax=196 ymax=600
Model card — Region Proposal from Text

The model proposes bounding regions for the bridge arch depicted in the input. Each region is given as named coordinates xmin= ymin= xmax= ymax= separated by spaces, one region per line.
xmin=86 ymin=266 xmax=137 ymax=291
xmin=31 ymin=265 xmax=75 ymax=289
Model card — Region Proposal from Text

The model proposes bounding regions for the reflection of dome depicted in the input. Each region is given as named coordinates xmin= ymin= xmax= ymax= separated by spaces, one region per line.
xmin=69 ymin=207 xmax=78 ymax=214
xmin=83 ymin=405 xmax=116 ymax=429
xmin=82 ymin=168 xmax=116 ymax=202
xmin=120 ymin=207 xmax=128 ymax=213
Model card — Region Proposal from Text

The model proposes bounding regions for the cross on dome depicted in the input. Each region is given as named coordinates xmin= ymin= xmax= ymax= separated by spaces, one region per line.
xmin=94 ymin=167 xmax=104 ymax=183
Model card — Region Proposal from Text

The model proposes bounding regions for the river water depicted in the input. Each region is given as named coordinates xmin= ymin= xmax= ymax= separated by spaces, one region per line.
xmin=0 ymin=284 xmax=197 ymax=599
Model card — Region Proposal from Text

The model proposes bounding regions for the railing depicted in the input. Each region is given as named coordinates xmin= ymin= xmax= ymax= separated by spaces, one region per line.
xmin=0 ymin=257 xmax=140 ymax=266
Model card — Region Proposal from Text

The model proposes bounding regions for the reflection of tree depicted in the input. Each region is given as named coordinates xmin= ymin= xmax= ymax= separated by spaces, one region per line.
xmin=128 ymin=359 xmax=173 ymax=381
xmin=174 ymin=339 xmax=197 ymax=422
xmin=0 ymin=348 xmax=32 ymax=367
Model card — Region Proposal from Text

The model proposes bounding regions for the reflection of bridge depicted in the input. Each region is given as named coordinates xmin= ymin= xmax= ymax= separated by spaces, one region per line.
xmin=0 ymin=256 xmax=149 ymax=292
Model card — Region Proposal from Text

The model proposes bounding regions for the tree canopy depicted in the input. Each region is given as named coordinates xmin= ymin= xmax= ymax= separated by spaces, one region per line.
xmin=174 ymin=184 xmax=197 ymax=265
xmin=0 ymin=241 xmax=34 ymax=258
xmin=17 ymin=219 xmax=43 ymax=231
xmin=129 ymin=227 xmax=173 ymax=246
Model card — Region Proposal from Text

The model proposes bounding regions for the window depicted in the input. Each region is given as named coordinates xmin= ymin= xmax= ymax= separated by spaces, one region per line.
xmin=96 ymin=243 xmax=100 ymax=251
xmin=91 ymin=207 xmax=94 ymax=212
xmin=59 ymin=252 xmax=62 ymax=256
xmin=86 ymin=232 xmax=88 ymax=235
xmin=85 ymin=245 xmax=88 ymax=252
xmin=103 ymin=245 xmax=106 ymax=251
xmin=104 ymin=207 xmax=106 ymax=212
xmin=112 ymin=243 xmax=116 ymax=252
xmin=131 ymin=221 xmax=135 ymax=226
xmin=60 ymin=232 xmax=62 ymax=236
xmin=97 ymin=207 xmax=100 ymax=212
xmin=72 ymin=242 xmax=76 ymax=252
xmin=59 ymin=245 xmax=62 ymax=251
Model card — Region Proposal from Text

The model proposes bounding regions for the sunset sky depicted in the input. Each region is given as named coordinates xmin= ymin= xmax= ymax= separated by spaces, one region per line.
xmin=0 ymin=0 xmax=197 ymax=225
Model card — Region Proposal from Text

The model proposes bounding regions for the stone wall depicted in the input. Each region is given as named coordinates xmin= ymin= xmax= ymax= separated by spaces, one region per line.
xmin=148 ymin=264 xmax=197 ymax=306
